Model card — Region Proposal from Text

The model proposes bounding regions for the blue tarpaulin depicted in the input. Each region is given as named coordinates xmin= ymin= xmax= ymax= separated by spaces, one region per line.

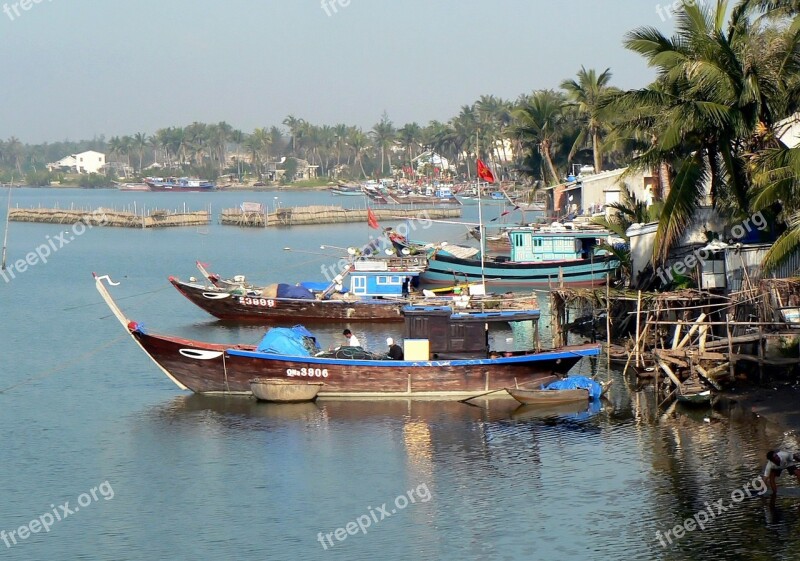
xmin=256 ymin=325 xmax=320 ymax=356
xmin=276 ymin=283 xmax=315 ymax=300
xmin=299 ymin=281 xmax=347 ymax=293
xmin=544 ymin=375 xmax=604 ymax=400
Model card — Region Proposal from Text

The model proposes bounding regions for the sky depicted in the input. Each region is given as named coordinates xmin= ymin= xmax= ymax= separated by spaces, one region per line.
xmin=0 ymin=0 xmax=682 ymax=143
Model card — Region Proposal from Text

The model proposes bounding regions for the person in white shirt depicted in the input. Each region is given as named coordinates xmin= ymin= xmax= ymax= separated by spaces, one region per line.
xmin=342 ymin=329 xmax=361 ymax=347
xmin=764 ymin=450 xmax=800 ymax=495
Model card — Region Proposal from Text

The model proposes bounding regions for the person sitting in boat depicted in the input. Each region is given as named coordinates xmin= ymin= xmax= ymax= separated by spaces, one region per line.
xmin=386 ymin=338 xmax=404 ymax=360
xmin=342 ymin=329 xmax=361 ymax=347
xmin=764 ymin=450 xmax=800 ymax=495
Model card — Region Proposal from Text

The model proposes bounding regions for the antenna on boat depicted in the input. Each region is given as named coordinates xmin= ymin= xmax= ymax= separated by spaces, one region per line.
xmin=1 ymin=176 xmax=12 ymax=271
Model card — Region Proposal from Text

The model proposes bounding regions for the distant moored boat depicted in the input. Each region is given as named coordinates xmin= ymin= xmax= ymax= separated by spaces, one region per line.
xmin=145 ymin=177 xmax=216 ymax=192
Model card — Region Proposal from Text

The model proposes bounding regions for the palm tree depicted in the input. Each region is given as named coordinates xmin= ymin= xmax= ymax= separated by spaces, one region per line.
xmin=512 ymin=90 xmax=568 ymax=185
xmin=283 ymin=115 xmax=305 ymax=155
xmin=347 ymin=128 xmax=369 ymax=179
xmin=133 ymin=132 xmax=147 ymax=172
xmin=370 ymin=113 xmax=396 ymax=175
xmin=608 ymin=0 xmax=799 ymax=264
xmin=397 ymin=122 xmax=422 ymax=168
xmin=560 ymin=67 xmax=614 ymax=173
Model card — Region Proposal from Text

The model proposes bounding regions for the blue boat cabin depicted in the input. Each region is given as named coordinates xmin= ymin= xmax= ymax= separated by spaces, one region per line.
xmin=508 ymin=229 xmax=605 ymax=263
xmin=349 ymin=266 xmax=420 ymax=297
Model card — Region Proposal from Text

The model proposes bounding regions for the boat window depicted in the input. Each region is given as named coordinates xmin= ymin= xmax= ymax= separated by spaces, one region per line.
xmin=534 ymin=238 xmax=543 ymax=247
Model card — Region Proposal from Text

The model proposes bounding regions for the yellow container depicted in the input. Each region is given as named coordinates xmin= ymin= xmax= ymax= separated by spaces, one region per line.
xmin=404 ymin=339 xmax=430 ymax=361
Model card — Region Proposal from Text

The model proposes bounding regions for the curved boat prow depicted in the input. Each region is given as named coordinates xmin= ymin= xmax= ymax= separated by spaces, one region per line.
xmin=93 ymin=272 xmax=189 ymax=391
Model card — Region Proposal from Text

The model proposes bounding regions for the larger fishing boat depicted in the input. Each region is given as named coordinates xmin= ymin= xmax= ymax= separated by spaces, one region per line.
xmin=95 ymin=274 xmax=599 ymax=397
xmin=421 ymin=224 xmax=620 ymax=287
xmin=145 ymin=177 xmax=216 ymax=192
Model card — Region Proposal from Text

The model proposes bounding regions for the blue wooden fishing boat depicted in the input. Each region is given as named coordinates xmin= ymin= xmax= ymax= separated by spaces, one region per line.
xmin=421 ymin=225 xmax=619 ymax=287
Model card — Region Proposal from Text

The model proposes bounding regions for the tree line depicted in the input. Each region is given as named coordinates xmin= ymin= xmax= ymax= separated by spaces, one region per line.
xmin=0 ymin=0 xmax=798 ymax=269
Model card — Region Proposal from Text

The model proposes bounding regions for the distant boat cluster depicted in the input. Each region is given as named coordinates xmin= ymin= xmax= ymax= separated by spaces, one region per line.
xmin=116 ymin=177 xmax=216 ymax=192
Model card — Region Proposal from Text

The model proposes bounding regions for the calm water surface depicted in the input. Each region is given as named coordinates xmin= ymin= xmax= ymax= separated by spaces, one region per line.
xmin=1 ymin=188 xmax=799 ymax=560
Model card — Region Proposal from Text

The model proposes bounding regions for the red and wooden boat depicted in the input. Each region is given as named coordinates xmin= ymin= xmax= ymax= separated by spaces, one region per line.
xmin=95 ymin=274 xmax=601 ymax=397
xmin=169 ymin=276 xmax=407 ymax=322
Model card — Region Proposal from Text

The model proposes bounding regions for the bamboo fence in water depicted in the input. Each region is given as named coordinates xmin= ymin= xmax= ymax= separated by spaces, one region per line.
xmin=219 ymin=205 xmax=461 ymax=227
xmin=9 ymin=207 xmax=211 ymax=228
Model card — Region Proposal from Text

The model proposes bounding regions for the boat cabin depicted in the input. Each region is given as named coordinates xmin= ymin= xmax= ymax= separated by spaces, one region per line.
xmin=347 ymin=258 xmax=424 ymax=298
xmin=508 ymin=228 xmax=607 ymax=263
xmin=403 ymin=305 xmax=541 ymax=359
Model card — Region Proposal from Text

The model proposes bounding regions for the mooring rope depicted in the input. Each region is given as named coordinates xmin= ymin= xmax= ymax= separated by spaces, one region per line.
xmin=62 ymin=284 xmax=173 ymax=312
xmin=0 ymin=333 xmax=129 ymax=394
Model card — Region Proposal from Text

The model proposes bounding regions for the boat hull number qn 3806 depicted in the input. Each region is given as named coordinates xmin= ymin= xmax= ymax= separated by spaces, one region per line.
xmin=286 ymin=367 xmax=329 ymax=378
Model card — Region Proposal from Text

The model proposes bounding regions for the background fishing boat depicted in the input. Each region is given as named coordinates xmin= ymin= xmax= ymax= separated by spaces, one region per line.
xmin=422 ymin=225 xmax=619 ymax=287
xmin=145 ymin=177 xmax=216 ymax=192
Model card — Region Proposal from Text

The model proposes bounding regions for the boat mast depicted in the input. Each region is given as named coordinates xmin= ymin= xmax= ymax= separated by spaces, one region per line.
xmin=1 ymin=177 xmax=12 ymax=271
xmin=476 ymin=133 xmax=486 ymax=292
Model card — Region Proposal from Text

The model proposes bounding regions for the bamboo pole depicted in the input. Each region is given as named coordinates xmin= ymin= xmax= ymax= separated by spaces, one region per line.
xmin=726 ymin=313 xmax=735 ymax=380
xmin=677 ymin=313 xmax=707 ymax=348
xmin=635 ymin=290 xmax=642 ymax=367
xmin=606 ymin=274 xmax=611 ymax=371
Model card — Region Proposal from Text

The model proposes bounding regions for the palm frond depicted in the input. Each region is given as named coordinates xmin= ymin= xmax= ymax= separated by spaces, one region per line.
xmin=653 ymin=154 xmax=709 ymax=264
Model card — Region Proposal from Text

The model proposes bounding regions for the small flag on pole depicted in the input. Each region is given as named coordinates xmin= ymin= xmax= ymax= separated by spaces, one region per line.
xmin=477 ymin=159 xmax=495 ymax=184
xmin=367 ymin=208 xmax=380 ymax=230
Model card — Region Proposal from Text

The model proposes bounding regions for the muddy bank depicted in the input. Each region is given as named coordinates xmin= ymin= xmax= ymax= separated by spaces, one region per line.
xmin=718 ymin=381 xmax=800 ymax=438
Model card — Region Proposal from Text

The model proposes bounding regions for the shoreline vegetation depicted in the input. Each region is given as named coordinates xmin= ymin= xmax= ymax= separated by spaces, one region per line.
xmin=1 ymin=1 xmax=798 ymax=272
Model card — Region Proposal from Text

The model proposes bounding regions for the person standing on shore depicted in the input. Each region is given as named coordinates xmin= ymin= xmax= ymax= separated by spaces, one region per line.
xmin=764 ymin=450 xmax=800 ymax=495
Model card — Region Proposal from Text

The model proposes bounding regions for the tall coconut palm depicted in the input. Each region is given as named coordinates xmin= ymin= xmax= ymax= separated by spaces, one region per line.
xmin=133 ymin=132 xmax=147 ymax=172
xmin=283 ymin=115 xmax=305 ymax=155
xmin=560 ymin=67 xmax=614 ymax=173
xmin=370 ymin=113 xmax=396 ymax=175
xmin=347 ymin=128 xmax=369 ymax=179
xmin=512 ymin=90 xmax=568 ymax=185
xmin=397 ymin=122 xmax=422 ymax=168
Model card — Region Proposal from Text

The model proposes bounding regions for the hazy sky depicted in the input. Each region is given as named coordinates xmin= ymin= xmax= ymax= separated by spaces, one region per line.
xmin=0 ymin=0 xmax=680 ymax=143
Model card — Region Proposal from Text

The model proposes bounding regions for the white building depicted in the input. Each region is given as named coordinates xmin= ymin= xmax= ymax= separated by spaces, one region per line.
xmin=542 ymin=167 xmax=657 ymax=217
xmin=778 ymin=113 xmax=800 ymax=148
xmin=47 ymin=150 xmax=106 ymax=174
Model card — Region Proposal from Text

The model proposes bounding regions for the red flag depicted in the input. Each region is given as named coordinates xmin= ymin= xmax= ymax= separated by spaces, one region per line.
xmin=367 ymin=208 xmax=380 ymax=230
xmin=476 ymin=159 xmax=495 ymax=183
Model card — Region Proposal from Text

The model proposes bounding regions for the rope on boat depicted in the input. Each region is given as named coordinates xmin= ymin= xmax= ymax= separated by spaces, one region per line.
xmin=0 ymin=334 xmax=129 ymax=394
xmin=62 ymin=284 xmax=173 ymax=311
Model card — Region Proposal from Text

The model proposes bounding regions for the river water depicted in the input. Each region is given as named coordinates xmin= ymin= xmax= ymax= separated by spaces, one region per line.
xmin=1 ymin=188 xmax=799 ymax=560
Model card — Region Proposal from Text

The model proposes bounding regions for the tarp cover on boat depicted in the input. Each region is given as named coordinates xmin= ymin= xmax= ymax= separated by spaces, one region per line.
xmin=276 ymin=283 xmax=315 ymax=300
xmin=545 ymin=376 xmax=604 ymax=400
xmin=256 ymin=325 xmax=320 ymax=356
xmin=299 ymin=281 xmax=347 ymax=293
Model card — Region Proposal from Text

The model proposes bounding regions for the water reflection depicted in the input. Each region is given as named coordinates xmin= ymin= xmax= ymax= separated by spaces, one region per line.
xmin=134 ymin=377 xmax=800 ymax=561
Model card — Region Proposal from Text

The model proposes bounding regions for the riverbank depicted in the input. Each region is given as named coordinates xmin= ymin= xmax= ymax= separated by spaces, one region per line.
xmin=720 ymin=383 xmax=800 ymax=437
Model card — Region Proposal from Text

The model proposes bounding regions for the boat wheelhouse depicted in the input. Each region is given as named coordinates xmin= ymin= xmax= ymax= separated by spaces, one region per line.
xmin=421 ymin=225 xmax=619 ymax=287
